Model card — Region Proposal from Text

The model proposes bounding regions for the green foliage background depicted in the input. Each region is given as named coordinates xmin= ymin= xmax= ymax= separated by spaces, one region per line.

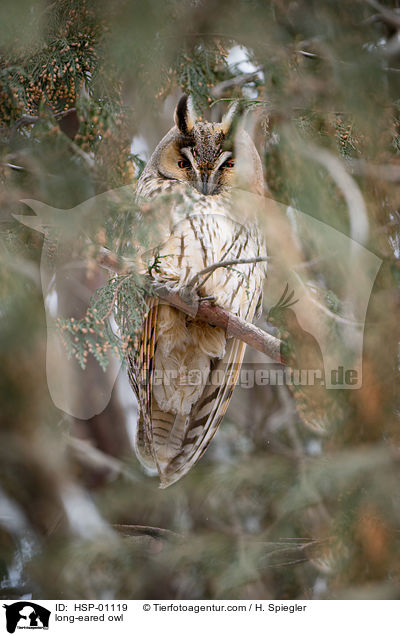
xmin=0 ymin=0 xmax=399 ymax=600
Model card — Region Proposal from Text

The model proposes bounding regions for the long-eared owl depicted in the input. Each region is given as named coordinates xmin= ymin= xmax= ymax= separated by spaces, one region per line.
xmin=129 ymin=95 xmax=266 ymax=487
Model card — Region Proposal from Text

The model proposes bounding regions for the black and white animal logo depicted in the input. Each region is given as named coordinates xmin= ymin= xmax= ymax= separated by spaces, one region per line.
xmin=3 ymin=602 xmax=50 ymax=633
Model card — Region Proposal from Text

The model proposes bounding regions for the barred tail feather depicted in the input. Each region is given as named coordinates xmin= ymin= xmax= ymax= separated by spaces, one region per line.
xmin=159 ymin=337 xmax=246 ymax=487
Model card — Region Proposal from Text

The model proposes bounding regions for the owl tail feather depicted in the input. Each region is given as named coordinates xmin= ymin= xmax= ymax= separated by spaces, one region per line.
xmin=157 ymin=337 xmax=247 ymax=488
xmin=134 ymin=408 xmax=188 ymax=475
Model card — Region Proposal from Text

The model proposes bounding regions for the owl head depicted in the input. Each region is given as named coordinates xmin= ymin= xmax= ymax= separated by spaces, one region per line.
xmin=140 ymin=95 xmax=264 ymax=196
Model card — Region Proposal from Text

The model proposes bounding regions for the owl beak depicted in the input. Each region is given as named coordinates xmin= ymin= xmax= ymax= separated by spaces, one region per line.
xmin=198 ymin=172 xmax=216 ymax=195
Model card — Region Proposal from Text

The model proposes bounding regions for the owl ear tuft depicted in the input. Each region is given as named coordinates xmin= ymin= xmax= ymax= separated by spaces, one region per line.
xmin=221 ymin=100 xmax=244 ymax=135
xmin=174 ymin=95 xmax=195 ymax=135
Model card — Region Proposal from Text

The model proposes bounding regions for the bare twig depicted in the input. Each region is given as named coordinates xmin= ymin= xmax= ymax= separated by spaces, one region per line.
xmin=2 ymin=162 xmax=25 ymax=171
xmin=187 ymin=255 xmax=268 ymax=290
xmin=12 ymin=115 xmax=38 ymax=132
xmin=66 ymin=435 xmax=134 ymax=480
xmin=296 ymin=50 xmax=319 ymax=58
xmin=113 ymin=524 xmax=183 ymax=540
xmin=365 ymin=0 xmax=400 ymax=30
xmin=54 ymin=107 xmax=77 ymax=120
xmin=347 ymin=158 xmax=400 ymax=182
xmin=194 ymin=226 xmax=244 ymax=291
xmin=299 ymin=142 xmax=369 ymax=244
xmin=64 ymin=137 xmax=95 ymax=168
xmin=0 ymin=108 xmax=78 ymax=139
xmin=211 ymin=70 xmax=262 ymax=97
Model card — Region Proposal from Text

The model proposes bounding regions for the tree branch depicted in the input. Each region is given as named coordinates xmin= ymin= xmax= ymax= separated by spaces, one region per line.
xmin=156 ymin=286 xmax=283 ymax=363
xmin=96 ymin=247 xmax=283 ymax=363
xmin=211 ymin=70 xmax=262 ymax=98
xmin=9 ymin=108 xmax=78 ymax=135
xmin=12 ymin=115 xmax=39 ymax=131
xmin=347 ymin=158 xmax=400 ymax=182
xmin=365 ymin=0 xmax=400 ymax=30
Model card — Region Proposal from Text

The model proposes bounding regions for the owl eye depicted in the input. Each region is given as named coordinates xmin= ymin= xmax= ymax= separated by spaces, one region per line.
xmin=222 ymin=159 xmax=235 ymax=168
xmin=178 ymin=159 xmax=190 ymax=169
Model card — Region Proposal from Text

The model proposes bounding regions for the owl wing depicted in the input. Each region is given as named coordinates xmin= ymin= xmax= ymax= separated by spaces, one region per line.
xmin=127 ymin=296 xmax=159 ymax=472
xmin=129 ymin=283 xmax=261 ymax=488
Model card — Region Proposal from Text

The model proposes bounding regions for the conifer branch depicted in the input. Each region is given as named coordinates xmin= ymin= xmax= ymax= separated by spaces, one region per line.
xmin=101 ymin=275 xmax=129 ymax=322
